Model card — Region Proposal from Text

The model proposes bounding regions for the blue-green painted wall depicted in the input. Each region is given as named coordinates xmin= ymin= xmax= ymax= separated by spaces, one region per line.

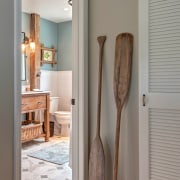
xmin=40 ymin=18 xmax=58 ymax=71
xmin=57 ymin=21 xmax=72 ymax=71
xmin=22 ymin=13 xmax=72 ymax=71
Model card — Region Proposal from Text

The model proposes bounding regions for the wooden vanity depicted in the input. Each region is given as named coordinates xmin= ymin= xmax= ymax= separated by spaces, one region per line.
xmin=21 ymin=91 xmax=50 ymax=142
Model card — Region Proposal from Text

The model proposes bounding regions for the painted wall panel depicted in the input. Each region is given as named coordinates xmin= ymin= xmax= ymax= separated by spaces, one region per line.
xmin=89 ymin=0 xmax=139 ymax=179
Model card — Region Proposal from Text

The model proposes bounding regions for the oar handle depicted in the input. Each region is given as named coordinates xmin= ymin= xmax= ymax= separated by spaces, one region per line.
xmin=96 ymin=36 xmax=106 ymax=136
xmin=113 ymin=108 xmax=122 ymax=180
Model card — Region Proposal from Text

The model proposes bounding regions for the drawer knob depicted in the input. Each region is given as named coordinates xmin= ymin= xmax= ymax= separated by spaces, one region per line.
xmin=38 ymin=102 xmax=42 ymax=105
xmin=21 ymin=103 xmax=27 ymax=106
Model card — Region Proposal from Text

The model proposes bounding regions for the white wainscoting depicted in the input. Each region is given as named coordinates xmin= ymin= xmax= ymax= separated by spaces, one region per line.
xmin=40 ymin=70 xmax=58 ymax=97
xmin=57 ymin=71 xmax=72 ymax=111
xmin=40 ymin=70 xmax=72 ymax=111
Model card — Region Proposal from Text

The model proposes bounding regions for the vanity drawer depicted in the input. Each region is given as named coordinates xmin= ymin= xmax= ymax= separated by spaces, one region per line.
xmin=22 ymin=95 xmax=46 ymax=112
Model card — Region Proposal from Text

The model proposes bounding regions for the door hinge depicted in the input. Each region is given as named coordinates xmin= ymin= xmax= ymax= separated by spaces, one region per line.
xmin=143 ymin=94 xmax=146 ymax=106
xmin=71 ymin=98 xmax=76 ymax=105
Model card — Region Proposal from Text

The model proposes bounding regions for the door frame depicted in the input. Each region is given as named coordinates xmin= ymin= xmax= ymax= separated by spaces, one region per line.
xmin=139 ymin=0 xmax=149 ymax=179
xmin=72 ymin=0 xmax=88 ymax=179
xmin=14 ymin=0 xmax=88 ymax=179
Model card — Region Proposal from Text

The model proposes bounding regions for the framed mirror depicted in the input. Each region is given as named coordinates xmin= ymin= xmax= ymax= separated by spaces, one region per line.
xmin=21 ymin=53 xmax=26 ymax=81
xmin=21 ymin=32 xmax=28 ymax=81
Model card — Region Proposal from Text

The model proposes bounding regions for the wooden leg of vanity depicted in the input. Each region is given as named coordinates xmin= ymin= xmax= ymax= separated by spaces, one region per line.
xmin=44 ymin=94 xmax=50 ymax=142
xmin=44 ymin=109 xmax=50 ymax=141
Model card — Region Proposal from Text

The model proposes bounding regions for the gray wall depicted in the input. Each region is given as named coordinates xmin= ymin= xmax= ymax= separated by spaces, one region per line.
xmin=0 ymin=0 xmax=21 ymax=179
xmin=57 ymin=21 xmax=72 ymax=71
xmin=89 ymin=0 xmax=139 ymax=180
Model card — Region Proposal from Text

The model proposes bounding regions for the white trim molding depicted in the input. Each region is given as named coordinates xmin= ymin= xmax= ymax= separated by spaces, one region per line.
xmin=139 ymin=0 xmax=149 ymax=179
xmin=72 ymin=0 xmax=88 ymax=179
xmin=14 ymin=0 xmax=22 ymax=180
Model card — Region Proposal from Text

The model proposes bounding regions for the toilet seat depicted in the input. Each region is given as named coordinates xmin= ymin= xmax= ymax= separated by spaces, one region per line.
xmin=54 ymin=111 xmax=71 ymax=119
xmin=54 ymin=111 xmax=71 ymax=116
xmin=54 ymin=111 xmax=71 ymax=124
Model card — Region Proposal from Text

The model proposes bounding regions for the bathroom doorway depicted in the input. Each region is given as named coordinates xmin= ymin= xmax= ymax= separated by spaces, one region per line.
xmin=21 ymin=1 xmax=73 ymax=179
xmin=20 ymin=0 xmax=88 ymax=180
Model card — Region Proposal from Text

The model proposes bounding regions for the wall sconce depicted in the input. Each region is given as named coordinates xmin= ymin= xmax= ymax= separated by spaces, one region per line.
xmin=21 ymin=32 xmax=29 ymax=52
xmin=21 ymin=32 xmax=36 ymax=52
xmin=68 ymin=0 xmax=72 ymax=6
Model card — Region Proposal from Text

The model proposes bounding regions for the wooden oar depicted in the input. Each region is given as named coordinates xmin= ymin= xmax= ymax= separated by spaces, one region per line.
xmin=89 ymin=36 xmax=106 ymax=180
xmin=113 ymin=33 xmax=133 ymax=180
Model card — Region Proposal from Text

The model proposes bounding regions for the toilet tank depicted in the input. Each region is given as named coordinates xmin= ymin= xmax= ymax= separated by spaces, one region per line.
xmin=50 ymin=97 xmax=60 ymax=114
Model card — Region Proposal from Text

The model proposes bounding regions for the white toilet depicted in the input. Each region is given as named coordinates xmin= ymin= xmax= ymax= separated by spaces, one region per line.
xmin=50 ymin=97 xmax=71 ymax=137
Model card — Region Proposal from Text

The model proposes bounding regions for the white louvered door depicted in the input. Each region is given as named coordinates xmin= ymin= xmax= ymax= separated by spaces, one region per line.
xmin=139 ymin=0 xmax=180 ymax=180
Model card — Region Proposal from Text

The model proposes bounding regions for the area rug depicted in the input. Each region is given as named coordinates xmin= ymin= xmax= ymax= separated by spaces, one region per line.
xmin=28 ymin=141 xmax=69 ymax=165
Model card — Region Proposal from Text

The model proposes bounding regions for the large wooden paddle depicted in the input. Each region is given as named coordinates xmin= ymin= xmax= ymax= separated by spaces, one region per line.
xmin=113 ymin=33 xmax=133 ymax=180
xmin=89 ymin=36 xmax=106 ymax=180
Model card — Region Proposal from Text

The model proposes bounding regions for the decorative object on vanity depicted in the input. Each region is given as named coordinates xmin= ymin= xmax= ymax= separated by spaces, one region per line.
xmin=40 ymin=44 xmax=57 ymax=67
xmin=113 ymin=33 xmax=133 ymax=180
xmin=28 ymin=141 xmax=69 ymax=165
xmin=68 ymin=0 xmax=72 ymax=6
xmin=89 ymin=36 xmax=106 ymax=180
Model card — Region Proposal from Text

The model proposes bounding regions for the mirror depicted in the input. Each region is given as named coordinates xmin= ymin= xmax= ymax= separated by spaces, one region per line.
xmin=21 ymin=32 xmax=29 ymax=81
xmin=21 ymin=53 xmax=26 ymax=81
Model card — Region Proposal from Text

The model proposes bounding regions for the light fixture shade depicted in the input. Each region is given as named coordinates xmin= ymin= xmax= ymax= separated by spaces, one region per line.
xmin=22 ymin=43 xmax=26 ymax=52
xmin=30 ymin=42 xmax=35 ymax=51
xmin=68 ymin=0 xmax=72 ymax=6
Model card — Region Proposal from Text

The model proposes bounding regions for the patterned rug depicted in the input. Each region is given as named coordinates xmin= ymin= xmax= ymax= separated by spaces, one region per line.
xmin=28 ymin=141 xmax=69 ymax=165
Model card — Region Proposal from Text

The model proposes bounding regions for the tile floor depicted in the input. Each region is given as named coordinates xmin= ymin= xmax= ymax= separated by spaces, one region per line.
xmin=21 ymin=136 xmax=72 ymax=180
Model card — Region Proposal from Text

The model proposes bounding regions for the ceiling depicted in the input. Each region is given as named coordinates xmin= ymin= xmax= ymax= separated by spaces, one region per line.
xmin=22 ymin=0 xmax=72 ymax=23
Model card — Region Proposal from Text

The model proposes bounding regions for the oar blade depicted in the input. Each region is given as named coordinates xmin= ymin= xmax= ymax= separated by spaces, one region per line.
xmin=114 ymin=33 xmax=133 ymax=108
xmin=89 ymin=137 xmax=105 ymax=180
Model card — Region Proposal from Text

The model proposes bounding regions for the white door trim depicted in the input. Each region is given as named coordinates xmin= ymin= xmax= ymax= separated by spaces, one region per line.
xmin=139 ymin=0 xmax=149 ymax=179
xmin=139 ymin=0 xmax=180 ymax=179
xmin=14 ymin=0 xmax=22 ymax=180
xmin=72 ymin=0 xmax=88 ymax=180
xmin=14 ymin=0 xmax=88 ymax=179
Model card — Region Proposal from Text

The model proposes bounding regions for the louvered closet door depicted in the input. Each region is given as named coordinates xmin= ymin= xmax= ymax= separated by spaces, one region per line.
xmin=139 ymin=0 xmax=180 ymax=180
